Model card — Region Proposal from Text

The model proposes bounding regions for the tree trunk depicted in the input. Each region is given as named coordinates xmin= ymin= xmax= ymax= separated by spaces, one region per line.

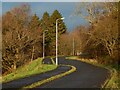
xmin=31 ymin=46 xmax=35 ymax=62
xmin=14 ymin=48 xmax=19 ymax=70
xmin=13 ymin=61 xmax=16 ymax=70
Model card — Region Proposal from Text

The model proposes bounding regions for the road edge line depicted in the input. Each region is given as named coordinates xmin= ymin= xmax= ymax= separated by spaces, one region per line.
xmin=22 ymin=65 xmax=76 ymax=89
xmin=101 ymin=68 xmax=117 ymax=88
xmin=65 ymin=56 xmax=114 ymax=88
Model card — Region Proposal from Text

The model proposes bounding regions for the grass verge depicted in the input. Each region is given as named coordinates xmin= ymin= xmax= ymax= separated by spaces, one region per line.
xmin=66 ymin=56 xmax=119 ymax=89
xmin=102 ymin=68 xmax=118 ymax=88
xmin=2 ymin=58 xmax=57 ymax=83
xmin=22 ymin=65 xmax=76 ymax=89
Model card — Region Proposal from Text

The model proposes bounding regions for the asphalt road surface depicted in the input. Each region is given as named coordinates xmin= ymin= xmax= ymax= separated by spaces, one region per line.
xmin=36 ymin=57 xmax=110 ymax=88
xmin=2 ymin=57 xmax=110 ymax=89
xmin=2 ymin=65 xmax=71 ymax=89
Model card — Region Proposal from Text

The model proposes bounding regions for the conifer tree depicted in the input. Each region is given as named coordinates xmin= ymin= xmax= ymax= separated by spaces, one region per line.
xmin=40 ymin=11 xmax=50 ymax=30
xmin=40 ymin=10 xmax=67 ymax=56
xmin=29 ymin=14 xmax=40 ymax=31
xmin=28 ymin=14 xmax=42 ymax=61
xmin=48 ymin=10 xmax=67 ymax=55
xmin=50 ymin=10 xmax=67 ymax=35
xmin=40 ymin=12 xmax=51 ymax=44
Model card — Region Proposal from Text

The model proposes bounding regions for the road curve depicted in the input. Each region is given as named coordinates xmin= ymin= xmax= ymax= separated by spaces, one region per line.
xmin=2 ymin=57 xmax=110 ymax=89
xmin=2 ymin=65 xmax=71 ymax=89
xmin=35 ymin=57 xmax=110 ymax=88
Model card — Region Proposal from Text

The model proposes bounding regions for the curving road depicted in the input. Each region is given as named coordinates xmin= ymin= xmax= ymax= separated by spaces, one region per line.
xmin=2 ymin=57 xmax=110 ymax=89
xmin=36 ymin=57 xmax=110 ymax=88
xmin=2 ymin=65 xmax=71 ymax=89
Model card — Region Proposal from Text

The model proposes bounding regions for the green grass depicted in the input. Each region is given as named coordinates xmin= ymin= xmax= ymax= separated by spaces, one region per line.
xmin=104 ymin=68 xmax=118 ymax=88
xmin=103 ymin=64 xmax=120 ymax=89
xmin=2 ymin=58 xmax=57 ymax=83
xmin=66 ymin=56 xmax=119 ymax=89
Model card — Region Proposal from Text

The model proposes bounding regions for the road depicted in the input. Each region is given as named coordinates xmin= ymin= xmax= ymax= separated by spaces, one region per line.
xmin=36 ymin=57 xmax=110 ymax=88
xmin=2 ymin=65 xmax=71 ymax=89
xmin=2 ymin=57 xmax=110 ymax=88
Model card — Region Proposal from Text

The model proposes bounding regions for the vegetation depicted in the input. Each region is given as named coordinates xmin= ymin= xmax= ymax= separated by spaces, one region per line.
xmin=2 ymin=58 xmax=57 ymax=83
xmin=40 ymin=10 xmax=67 ymax=56
xmin=2 ymin=4 xmax=66 ymax=75
xmin=23 ymin=65 xmax=76 ymax=88
xmin=64 ymin=2 xmax=119 ymax=89
xmin=1 ymin=2 xmax=119 ymax=89
xmin=60 ymin=3 xmax=119 ymax=64
xmin=66 ymin=56 xmax=119 ymax=88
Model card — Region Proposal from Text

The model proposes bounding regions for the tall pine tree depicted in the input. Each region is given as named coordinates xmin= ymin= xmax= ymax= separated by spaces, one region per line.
xmin=28 ymin=14 xmax=42 ymax=60
xmin=48 ymin=10 xmax=67 ymax=55
xmin=40 ymin=11 xmax=50 ymax=30
xmin=40 ymin=12 xmax=51 ymax=44
xmin=40 ymin=10 xmax=67 ymax=56
xmin=50 ymin=10 xmax=67 ymax=35
xmin=29 ymin=14 xmax=40 ymax=31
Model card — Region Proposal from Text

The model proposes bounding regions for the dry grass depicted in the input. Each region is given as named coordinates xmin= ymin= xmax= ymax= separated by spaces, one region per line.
xmin=66 ymin=56 xmax=119 ymax=89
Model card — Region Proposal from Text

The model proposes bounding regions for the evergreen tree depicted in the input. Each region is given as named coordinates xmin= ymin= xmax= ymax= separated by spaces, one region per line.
xmin=40 ymin=12 xmax=51 ymax=44
xmin=40 ymin=11 xmax=50 ymax=30
xmin=29 ymin=14 xmax=40 ymax=31
xmin=50 ymin=10 xmax=67 ymax=35
xmin=28 ymin=14 xmax=42 ymax=61
xmin=47 ymin=10 xmax=67 ymax=55
xmin=40 ymin=12 xmax=52 ymax=53
xmin=40 ymin=10 xmax=67 ymax=56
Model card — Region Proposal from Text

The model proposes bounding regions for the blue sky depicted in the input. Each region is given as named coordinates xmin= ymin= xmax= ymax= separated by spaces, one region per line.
xmin=2 ymin=2 xmax=89 ymax=32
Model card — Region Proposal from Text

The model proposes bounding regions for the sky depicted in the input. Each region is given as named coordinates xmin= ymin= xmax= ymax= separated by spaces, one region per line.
xmin=2 ymin=2 xmax=89 ymax=32
xmin=1 ymin=0 xmax=119 ymax=2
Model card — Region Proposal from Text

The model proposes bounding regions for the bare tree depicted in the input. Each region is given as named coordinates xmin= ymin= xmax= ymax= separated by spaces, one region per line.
xmin=73 ymin=2 xmax=118 ymax=64
xmin=59 ymin=33 xmax=73 ymax=55
xmin=88 ymin=12 xmax=118 ymax=60
xmin=2 ymin=4 xmax=34 ymax=73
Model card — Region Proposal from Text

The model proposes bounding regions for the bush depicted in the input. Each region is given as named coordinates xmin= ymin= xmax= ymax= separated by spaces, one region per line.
xmin=97 ymin=55 xmax=114 ymax=65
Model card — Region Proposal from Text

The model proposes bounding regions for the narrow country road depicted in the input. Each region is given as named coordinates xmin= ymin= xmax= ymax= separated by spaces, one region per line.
xmin=36 ymin=57 xmax=110 ymax=88
xmin=2 ymin=65 xmax=71 ymax=89
xmin=2 ymin=57 xmax=110 ymax=89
